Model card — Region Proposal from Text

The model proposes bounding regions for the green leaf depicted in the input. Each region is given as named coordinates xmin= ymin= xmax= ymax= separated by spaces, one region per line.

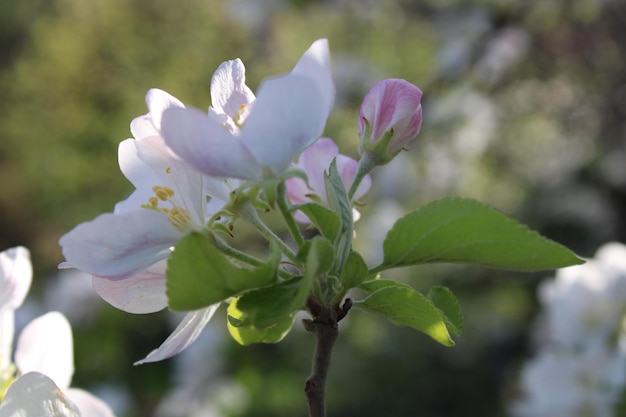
xmin=428 ymin=286 xmax=463 ymax=336
xmin=167 ymin=232 xmax=279 ymax=311
xmin=297 ymin=203 xmax=340 ymax=241
xmin=354 ymin=285 xmax=455 ymax=347
xmin=227 ymin=298 xmax=294 ymax=345
xmin=359 ymin=278 xmax=412 ymax=293
xmin=340 ymin=251 xmax=370 ymax=290
xmin=379 ymin=198 xmax=584 ymax=272
xmin=235 ymin=276 xmax=305 ymax=329
xmin=237 ymin=236 xmax=334 ymax=328
xmin=302 ymin=235 xmax=336 ymax=278
xmin=302 ymin=235 xmax=335 ymax=306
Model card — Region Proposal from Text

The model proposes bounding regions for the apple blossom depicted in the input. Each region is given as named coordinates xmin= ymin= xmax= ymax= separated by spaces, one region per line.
xmin=513 ymin=347 xmax=626 ymax=417
xmin=59 ymin=89 xmax=231 ymax=362
xmin=285 ymin=137 xmax=371 ymax=222
xmin=513 ymin=242 xmax=626 ymax=417
xmin=160 ymin=38 xmax=335 ymax=180
xmin=8 ymin=312 xmax=115 ymax=416
xmin=358 ymin=78 xmax=423 ymax=165
xmin=539 ymin=242 xmax=626 ymax=348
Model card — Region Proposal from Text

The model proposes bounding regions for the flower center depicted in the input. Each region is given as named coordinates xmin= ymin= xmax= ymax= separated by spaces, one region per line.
xmin=233 ymin=103 xmax=249 ymax=128
xmin=141 ymin=168 xmax=202 ymax=233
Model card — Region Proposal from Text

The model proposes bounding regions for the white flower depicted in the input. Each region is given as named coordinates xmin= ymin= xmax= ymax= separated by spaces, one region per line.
xmin=59 ymin=90 xmax=230 ymax=363
xmin=540 ymin=242 xmax=626 ymax=347
xmin=514 ymin=346 xmax=626 ymax=417
xmin=0 ymin=247 xmax=114 ymax=416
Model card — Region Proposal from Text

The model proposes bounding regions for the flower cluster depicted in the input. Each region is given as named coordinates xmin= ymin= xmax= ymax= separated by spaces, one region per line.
xmin=513 ymin=242 xmax=626 ymax=417
xmin=58 ymin=38 xmax=424 ymax=363
xmin=0 ymin=247 xmax=115 ymax=417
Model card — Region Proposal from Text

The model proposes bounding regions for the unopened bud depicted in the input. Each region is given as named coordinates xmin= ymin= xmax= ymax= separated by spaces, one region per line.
xmin=358 ymin=78 xmax=423 ymax=165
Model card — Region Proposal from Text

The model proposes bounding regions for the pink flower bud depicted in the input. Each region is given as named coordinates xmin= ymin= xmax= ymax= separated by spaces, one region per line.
xmin=358 ymin=78 xmax=423 ymax=164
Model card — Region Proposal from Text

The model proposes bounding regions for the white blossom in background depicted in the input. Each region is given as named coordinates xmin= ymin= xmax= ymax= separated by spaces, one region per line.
xmin=0 ymin=247 xmax=115 ymax=417
xmin=513 ymin=242 xmax=626 ymax=417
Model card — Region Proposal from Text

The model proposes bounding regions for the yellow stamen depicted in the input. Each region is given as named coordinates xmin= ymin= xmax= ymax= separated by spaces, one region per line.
xmin=153 ymin=185 xmax=175 ymax=201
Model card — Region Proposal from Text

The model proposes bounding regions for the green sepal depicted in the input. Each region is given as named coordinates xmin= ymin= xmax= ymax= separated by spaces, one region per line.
xmin=167 ymin=232 xmax=280 ymax=311
xmin=378 ymin=198 xmax=584 ymax=272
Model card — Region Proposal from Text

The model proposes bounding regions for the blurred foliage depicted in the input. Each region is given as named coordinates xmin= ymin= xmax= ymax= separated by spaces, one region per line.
xmin=1 ymin=0 xmax=626 ymax=416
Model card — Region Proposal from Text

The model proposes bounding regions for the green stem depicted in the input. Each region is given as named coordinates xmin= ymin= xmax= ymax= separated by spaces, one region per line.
xmin=348 ymin=152 xmax=380 ymax=200
xmin=277 ymin=182 xmax=304 ymax=249
xmin=368 ymin=263 xmax=388 ymax=276
xmin=303 ymin=307 xmax=339 ymax=417
xmin=239 ymin=199 xmax=299 ymax=263
xmin=210 ymin=234 xmax=264 ymax=267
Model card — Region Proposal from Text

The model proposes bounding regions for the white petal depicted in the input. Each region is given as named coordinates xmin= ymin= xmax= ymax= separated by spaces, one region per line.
xmin=291 ymin=39 xmax=335 ymax=112
xmin=92 ymin=260 xmax=168 ymax=314
xmin=134 ymin=135 xmax=206 ymax=223
xmin=161 ymin=107 xmax=260 ymax=179
xmin=66 ymin=388 xmax=116 ymax=417
xmin=242 ymin=73 xmax=330 ymax=176
xmin=14 ymin=312 xmax=74 ymax=390
xmin=134 ymin=305 xmax=219 ymax=365
xmin=210 ymin=59 xmax=255 ymax=119
xmin=116 ymin=138 xmax=161 ymax=214
xmin=59 ymin=210 xmax=179 ymax=280
xmin=0 ymin=372 xmax=80 ymax=417
xmin=0 ymin=247 xmax=32 ymax=311
xmin=0 ymin=311 xmax=15 ymax=370
xmin=145 ymin=88 xmax=185 ymax=131
xmin=129 ymin=114 xmax=158 ymax=141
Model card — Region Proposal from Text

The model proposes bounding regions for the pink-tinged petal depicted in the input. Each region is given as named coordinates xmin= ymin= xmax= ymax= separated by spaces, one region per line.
xmin=14 ymin=312 xmax=74 ymax=390
xmin=210 ymin=59 xmax=255 ymax=119
xmin=241 ymin=73 xmax=330 ymax=176
xmin=0 ymin=372 xmax=81 ymax=417
xmin=335 ymin=154 xmax=371 ymax=201
xmin=134 ymin=305 xmax=219 ymax=365
xmin=297 ymin=138 xmax=339 ymax=201
xmin=389 ymin=104 xmax=422 ymax=154
xmin=92 ymin=261 xmax=168 ymax=314
xmin=285 ymin=176 xmax=311 ymax=206
xmin=0 ymin=246 xmax=32 ymax=311
xmin=66 ymin=388 xmax=116 ymax=417
xmin=161 ymin=106 xmax=260 ymax=179
xmin=59 ymin=210 xmax=179 ymax=280
xmin=145 ymin=88 xmax=185 ymax=131
xmin=359 ymin=79 xmax=423 ymax=153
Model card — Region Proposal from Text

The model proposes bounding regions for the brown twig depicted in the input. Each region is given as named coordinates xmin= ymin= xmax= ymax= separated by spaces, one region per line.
xmin=303 ymin=298 xmax=352 ymax=417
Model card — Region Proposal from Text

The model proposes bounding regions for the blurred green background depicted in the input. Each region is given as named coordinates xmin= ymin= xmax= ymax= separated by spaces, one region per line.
xmin=2 ymin=0 xmax=626 ymax=416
